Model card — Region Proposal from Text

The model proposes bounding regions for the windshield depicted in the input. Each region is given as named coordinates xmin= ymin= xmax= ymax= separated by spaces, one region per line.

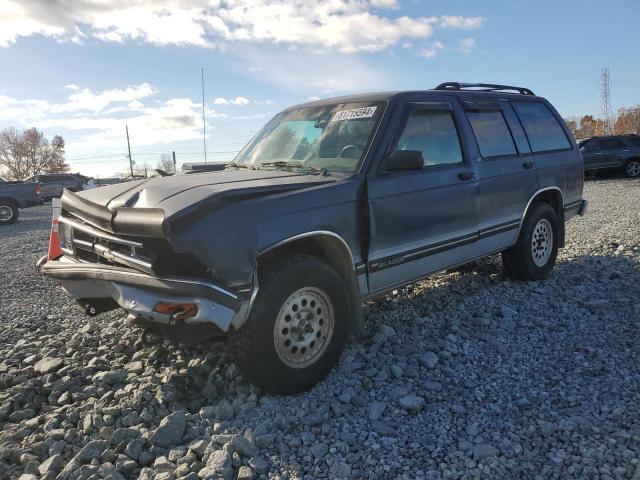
xmin=232 ymin=101 xmax=384 ymax=173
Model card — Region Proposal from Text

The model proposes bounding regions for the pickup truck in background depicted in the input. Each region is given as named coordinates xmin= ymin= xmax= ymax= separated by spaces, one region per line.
xmin=0 ymin=177 xmax=43 ymax=224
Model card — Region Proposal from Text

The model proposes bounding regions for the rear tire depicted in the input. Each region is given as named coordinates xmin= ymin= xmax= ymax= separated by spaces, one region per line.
xmin=624 ymin=159 xmax=640 ymax=178
xmin=0 ymin=200 xmax=19 ymax=225
xmin=228 ymin=254 xmax=348 ymax=394
xmin=502 ymin=202 xmax=558 ymax=281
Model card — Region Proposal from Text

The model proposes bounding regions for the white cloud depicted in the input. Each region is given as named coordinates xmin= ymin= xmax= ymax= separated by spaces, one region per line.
xmin=421 ymin=41 xmax=445 ymax=59
xmin=439 ymin=15 xmax=485 ymax=30
xmin=457 ymin=37 xmax=476 ymax=54
xmin=0 ymin=1 xmax=485 ymax=54
xmin=213 ymin=96 xmax=271 ymax=106
xmin=50 ymin=83 xmax=155 ymax=113
xmin=231 ymin=96 xmax=249 ymax=106
xmin=369 ymin=0 xmax=398 ymax=8
xmin=64 ymin=83 xmax=80 ymax=91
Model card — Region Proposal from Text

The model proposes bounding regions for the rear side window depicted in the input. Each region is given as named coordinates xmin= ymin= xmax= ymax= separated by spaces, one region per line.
xmin=580 ymin=140 xmax=600 ymax=152
xmin=513 ymin=102 xmax=571 ymax=152
xmin=467 ymin=111 xmax=517 ymax=158
xmin=600 ymin=139 xmax=626 ymax=150
xmin=395 ymin=109 xmax=463 ymax=167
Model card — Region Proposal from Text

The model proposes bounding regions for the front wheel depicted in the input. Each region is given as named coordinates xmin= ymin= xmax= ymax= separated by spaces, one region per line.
xmin=228 ymin=255 xmax=348 ymax=394
xmin=0 ymin=200 xmax=19 ymax=225
xmin=502 ymin=202 xmax=559 ymax=281
xmin=624 ymin=159 xmax=640 ymax=178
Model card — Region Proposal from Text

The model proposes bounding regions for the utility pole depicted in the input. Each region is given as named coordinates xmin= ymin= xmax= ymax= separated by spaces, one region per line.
xmin=201 ymin=67 xmax=207 ymax=164
xmin=600 ymin=68 xmax=612 ymax=135
xmin=126 ymin=125 xmax=134 ymax=177
xmin=172 ymin=151 xmax=176 ymax=173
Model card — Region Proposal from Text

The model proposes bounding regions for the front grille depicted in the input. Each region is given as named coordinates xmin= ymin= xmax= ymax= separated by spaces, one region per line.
xmin=59 ymin=213 xmax=154 ymax=274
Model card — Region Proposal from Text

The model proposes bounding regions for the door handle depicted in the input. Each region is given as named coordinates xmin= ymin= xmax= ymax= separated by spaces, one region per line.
xmin=522 ymin=160 xmax=534 ymax=169
xmin=457 ymin=171 xmax=475 ymax=181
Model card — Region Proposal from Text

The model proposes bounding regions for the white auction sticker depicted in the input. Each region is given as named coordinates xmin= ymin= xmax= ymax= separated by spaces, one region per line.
xmin=331 ymin=106 xmax=377 ymax=122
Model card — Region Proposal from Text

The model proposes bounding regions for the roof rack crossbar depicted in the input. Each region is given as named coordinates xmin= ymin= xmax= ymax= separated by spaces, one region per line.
xmin=435 ymin=82 xmax=535 ymax=96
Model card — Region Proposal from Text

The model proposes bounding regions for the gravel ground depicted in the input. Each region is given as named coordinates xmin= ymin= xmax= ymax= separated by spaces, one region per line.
xmin=1 ymin=178 xmax=639 ymax=480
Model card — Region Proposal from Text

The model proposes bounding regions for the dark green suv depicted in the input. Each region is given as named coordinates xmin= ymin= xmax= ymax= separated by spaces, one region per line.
xmin=579 ymin=134 xmax=640 ymax=178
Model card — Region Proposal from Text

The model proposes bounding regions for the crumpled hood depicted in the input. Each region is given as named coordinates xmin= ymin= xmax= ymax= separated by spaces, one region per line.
xmin=76 ymin=169 xmax=335 ymax=219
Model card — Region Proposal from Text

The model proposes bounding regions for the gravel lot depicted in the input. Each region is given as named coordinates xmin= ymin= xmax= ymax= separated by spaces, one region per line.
xmin=1 ymin=178 xmax=639 ymax=480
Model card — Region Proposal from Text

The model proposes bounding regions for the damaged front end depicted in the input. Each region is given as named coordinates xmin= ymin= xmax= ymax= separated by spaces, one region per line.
xmin=41 ymin=190 xmax=255 ymax=334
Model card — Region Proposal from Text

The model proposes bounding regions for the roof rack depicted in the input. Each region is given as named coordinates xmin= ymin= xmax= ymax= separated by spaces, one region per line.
xmin=434 ymin=82 xmax=535 ymax=96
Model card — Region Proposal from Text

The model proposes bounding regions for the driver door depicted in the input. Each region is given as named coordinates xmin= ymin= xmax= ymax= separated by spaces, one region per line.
xmin=366 ymin=100 xmax=479 ymax=293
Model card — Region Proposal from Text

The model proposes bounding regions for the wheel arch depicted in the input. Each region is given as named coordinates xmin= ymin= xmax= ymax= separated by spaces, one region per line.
xmin=517 ymin=187 xmax=565 ymax=247
xmin=256 ymin=231 xmax=363 ymax=334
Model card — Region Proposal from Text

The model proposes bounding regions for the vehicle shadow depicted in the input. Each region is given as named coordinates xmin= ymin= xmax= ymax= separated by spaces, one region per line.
xmin=160 ymin=250 xmax=640 ymax=407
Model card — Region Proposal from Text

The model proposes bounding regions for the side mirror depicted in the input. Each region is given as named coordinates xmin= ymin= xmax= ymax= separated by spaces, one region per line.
xmin=385 ymin=150 xmax=424 ymax=172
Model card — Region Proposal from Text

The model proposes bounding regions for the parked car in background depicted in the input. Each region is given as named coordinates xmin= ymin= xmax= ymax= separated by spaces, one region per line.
xmin=579 ymin=134 xmax=640 ymax=178
xmin=41 ymin=83 xmax=587 ymax=393
xmin=24 ymin=173 xmax=95 ymax=200
xmin=95 ymin=177 xmax=121 ymax=187
xmin=0 ymin=177 xmax=42 ymax=224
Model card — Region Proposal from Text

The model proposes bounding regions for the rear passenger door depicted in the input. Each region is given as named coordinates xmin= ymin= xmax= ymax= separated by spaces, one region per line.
xmin=511 ymin=100 xmax=581 ymax=206
xmin=466 ymin=100 xmax=539 ymax=248
xmin=598 ymin=138 xmax=628 ymax=168
xmin=366 ymin=100 xmax=479 ymax=293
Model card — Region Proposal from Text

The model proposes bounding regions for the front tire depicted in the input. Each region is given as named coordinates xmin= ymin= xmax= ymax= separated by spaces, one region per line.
xmin=624 ymin=159 xmax=640 ymax=178
xmin=0 ymin=200 xmax=19 ymax=225
xmin=502 ymin=202 xmax=558 ymax=281
xmin=228 ymin=255 xmax=348 ymax=394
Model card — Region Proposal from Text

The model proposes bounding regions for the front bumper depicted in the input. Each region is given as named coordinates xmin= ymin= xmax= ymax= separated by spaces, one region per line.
xmin=41 ymin=259 xmax=250 ymax=332
xmin=21 ymin=197 xmax=44 ymax=208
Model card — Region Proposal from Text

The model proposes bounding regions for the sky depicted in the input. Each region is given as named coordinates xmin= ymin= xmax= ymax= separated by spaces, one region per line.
xmin=0 ymin=0 xmax=638 ymax=177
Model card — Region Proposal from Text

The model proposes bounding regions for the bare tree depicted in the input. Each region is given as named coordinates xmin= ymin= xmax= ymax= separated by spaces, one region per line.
xmin=156 ymin=153 xmax=175 ymax=174
xmin=563 ymin=118 xmax=578 ymax=138
xmin=0 ymin=127 xmax=68 ymax=180
xmin=44 ymin=135 xmax=69 ymax=174
xmin=614 ymin=106 xmax=640 ymax=135
xmin=574 ymin=115 xmax=605 ymax=139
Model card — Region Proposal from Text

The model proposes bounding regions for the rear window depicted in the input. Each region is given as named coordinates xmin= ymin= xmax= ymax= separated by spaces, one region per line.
xmin=513 ymin=102 xmax=571 ymax=152
xmin=467 ymin=111 xmax=517 ymax=158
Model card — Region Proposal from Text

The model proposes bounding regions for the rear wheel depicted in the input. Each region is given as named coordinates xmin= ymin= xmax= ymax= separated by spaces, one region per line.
xmin=228 ymin=255 xmax=348 ymax=394
xmin=0 ymin=200 xmax=18 ymax=225
xmin=502 ymin=202 xmax=558 ymax=281
xmin=624 ymin=159 xmax=640 ymax=178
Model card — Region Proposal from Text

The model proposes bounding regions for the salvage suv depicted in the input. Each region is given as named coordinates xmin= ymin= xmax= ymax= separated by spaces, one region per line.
xmin=41 ymin=83 xmax=587 ymax=394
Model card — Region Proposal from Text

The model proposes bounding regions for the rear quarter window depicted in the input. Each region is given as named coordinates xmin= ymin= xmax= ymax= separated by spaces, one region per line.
xmin=513 ymin=102 xmax=571 ymax=152
xmin=467 ymin=111 xmax=517 ymax=158
xmin=627 ymin=136 xmax=640 ymax=148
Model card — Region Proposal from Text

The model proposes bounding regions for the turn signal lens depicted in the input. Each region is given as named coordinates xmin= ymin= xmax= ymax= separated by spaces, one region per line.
xmin=153 ymin=302 xmax=197 ymax=320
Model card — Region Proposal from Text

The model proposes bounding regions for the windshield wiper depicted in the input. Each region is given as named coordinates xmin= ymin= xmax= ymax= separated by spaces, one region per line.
xmin=226 ymin=162 xmax=254 ymax=169
xmin=259 ymin=161 xmax=328 ymax=176
xmin=259 ymin=161 xmax=301 ymax=169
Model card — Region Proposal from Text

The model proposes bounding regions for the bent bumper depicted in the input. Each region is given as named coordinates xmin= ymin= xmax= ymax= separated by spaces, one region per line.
xmin=41 ymin=259 xmax=249 ymax=332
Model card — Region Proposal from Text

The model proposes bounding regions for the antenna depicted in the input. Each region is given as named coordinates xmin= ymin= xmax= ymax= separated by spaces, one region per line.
xmin=600 ymin=68 xmax=612 ymax=135
xmin=126 ymin=125 xmax=134 ymax=178
xmin=201 ymin=67 xmax=207 ymax=164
